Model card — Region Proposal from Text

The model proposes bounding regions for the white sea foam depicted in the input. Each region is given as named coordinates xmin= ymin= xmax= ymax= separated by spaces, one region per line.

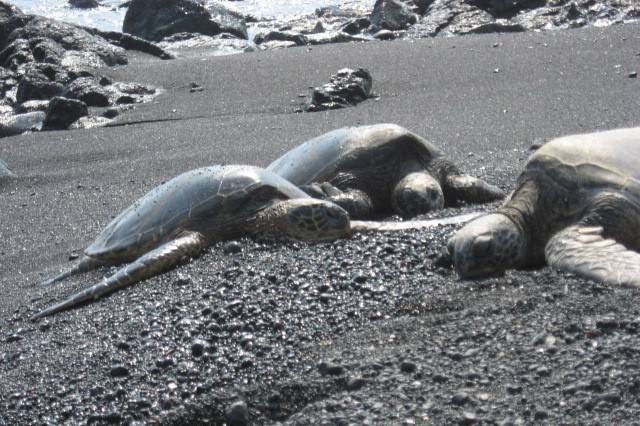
xmin=10 ymin=0 xmax=368 ymax=33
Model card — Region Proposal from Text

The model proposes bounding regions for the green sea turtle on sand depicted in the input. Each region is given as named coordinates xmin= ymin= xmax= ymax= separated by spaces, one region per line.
xmin=33 ymin=165 xmax=351 ymax=319
xmin=447 ymin=127 xmax=640 ymax=286
xmin=267 ymin=123 xmax=505 ymax=219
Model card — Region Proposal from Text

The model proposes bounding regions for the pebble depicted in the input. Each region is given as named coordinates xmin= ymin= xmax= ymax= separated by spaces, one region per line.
xmin=110 ymin=364 xmax=129 ymax=378
xmin=452 ymin=391 xmax=470 ymax=405
xmin=155 ymin=358 xmax=175 ymax=368
xmin=225 ymin=400 xmax=249 ymax=426
xmin=433 ymin=374 xmax=449 ymax=383
xmin=116 ymin=341 xmax=130 ymax=351
xmin=599 ymin=391 xmax=621 ymax=404
xmin=400 ymin=361 xmax=417 ymax=373
xmin=191 ymin=339 xmax=207 ymax=357
xmin=5 ymin=334 xmax=23 ymax=343
xmin=223 ymin=240 xmax=242 ymax=254
xmin=347 ymin=377 xmax=367 ymax=391
xmin=534 ymin=409 xmax=549 ymax=420
xmin=505 ymin=384 xmax=522 ymax=394
xmin=352 ymin=273 xmax=368 ymax=284
xmin=318 ymin=361 xmax=345 ymax=376
xmin=460 ymin=411 xmax=477 ymax=425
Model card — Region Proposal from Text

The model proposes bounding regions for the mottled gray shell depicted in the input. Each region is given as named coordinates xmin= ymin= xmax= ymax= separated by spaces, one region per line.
xmin=86 ymin=165 xmax=309 ymax=259
xmin=267 ymin=123 xmax=443 ymax=185
xmin=525 ymin=127 xmax=640 ymax=202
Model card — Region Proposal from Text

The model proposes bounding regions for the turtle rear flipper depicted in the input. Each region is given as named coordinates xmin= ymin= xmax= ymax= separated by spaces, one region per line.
xmin=42 ymin=256 xmax=109 ymax=287
xmin=443 ymin=174 xmax=505 ymax=205
xmin=545 ymin=225 xmax=640 ymax=287
xmin=32 ymin=232 xmax=207 ymax=320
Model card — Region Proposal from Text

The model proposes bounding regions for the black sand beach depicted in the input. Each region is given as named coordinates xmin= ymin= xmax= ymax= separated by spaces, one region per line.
xmin=1 ymin=22 xmax=640 ymax=424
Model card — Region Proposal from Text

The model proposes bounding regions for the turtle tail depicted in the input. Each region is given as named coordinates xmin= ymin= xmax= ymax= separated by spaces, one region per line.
xmin=42 ymin=256 xmax=106 ymax=287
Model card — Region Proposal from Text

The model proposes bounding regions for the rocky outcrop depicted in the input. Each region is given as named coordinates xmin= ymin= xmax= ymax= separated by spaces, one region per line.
xmin=408 ymin=0 xmax=640 ymax=37
xmin=303 ymin=68 xmax=373 ymax=112
xmin=4 ymin=16 xmax=128 ymax=70
xmin=0 ymin=1 xmax=168 ymax=137
xmin=123 ymin=0 xmax=248 ymax=42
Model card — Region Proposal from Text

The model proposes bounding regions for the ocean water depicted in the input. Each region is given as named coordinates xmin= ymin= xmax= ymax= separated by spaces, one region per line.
xmin=10 ymin=0 xmax=367 ymax=33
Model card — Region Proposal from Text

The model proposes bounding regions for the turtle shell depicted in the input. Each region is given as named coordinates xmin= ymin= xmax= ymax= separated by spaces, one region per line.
xmin=525 ymin=127 xmax=640 ymax=202
xmin=86 ymin=165 xmax=309 ymax=261
xmin=267 ymin=123 xmax=444 ymax=186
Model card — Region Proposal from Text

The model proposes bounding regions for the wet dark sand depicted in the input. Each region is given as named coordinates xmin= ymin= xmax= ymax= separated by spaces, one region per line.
xmin=0 ymin=22 xmax=639 ymax=424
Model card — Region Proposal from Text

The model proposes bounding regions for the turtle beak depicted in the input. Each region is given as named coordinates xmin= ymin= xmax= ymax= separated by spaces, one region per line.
xmin=321 ymin=203 xmax=351 ymax=240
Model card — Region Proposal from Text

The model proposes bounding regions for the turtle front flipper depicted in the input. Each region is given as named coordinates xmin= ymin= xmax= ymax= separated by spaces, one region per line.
xmin=443 ymin=174 xmax=505 ymax=206
xmin=300 ymin=182 xmax=373 ymax=219
xmin=546 ymin=225 xmax=640 ymax=287
xmin=31 ymin=232 xmax=208 ymax=320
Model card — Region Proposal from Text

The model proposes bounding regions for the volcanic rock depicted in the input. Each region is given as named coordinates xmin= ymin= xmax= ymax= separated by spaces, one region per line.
xmin=304 ymin=68 xmax=373 ymax=112
xmin=123 ymin=0 xmax=225 ymax=42
xmin=42 ymin=96 xmax=88 ymax=130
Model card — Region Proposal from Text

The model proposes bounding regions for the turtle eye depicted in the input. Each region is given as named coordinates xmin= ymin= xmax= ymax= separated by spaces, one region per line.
xmin=472 ymin=236 xmax=494 ymax=257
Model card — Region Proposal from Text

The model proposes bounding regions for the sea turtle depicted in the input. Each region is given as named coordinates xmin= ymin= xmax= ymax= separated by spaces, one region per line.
xmin=33 ymin=165 xmax=351 ymax=319
xmin=267 ymin=123 xmax=505 ymax=219
xmin=447 ymin=127 xmax=640 ymax=286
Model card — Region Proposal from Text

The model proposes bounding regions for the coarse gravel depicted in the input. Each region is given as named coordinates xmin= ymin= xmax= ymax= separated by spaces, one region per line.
xmin=1 ymin=22 xmax=640 ymax=425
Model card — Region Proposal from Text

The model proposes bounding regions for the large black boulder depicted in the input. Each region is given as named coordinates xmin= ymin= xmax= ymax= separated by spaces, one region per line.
xmin=43 ymin=96 xmax=88 ymax=130
xmin=123 ymin=0 xmax=224 ymax=42
xmin=370 ymin=0 xmax=418 ymax=31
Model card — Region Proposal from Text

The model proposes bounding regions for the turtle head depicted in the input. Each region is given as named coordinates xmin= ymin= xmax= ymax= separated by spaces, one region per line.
xmin=447 ymin=213 xmax=525 ymax=278
xmin=392 ymin=171 xmax=445 ymax=218
xmin=279 ymin=199 xmax=351 ymax=241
